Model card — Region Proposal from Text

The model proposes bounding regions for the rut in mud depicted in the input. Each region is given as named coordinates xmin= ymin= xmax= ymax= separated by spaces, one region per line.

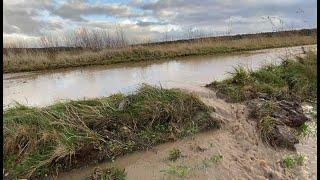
xmin=57 ymin=87 xmax=316 ymax=180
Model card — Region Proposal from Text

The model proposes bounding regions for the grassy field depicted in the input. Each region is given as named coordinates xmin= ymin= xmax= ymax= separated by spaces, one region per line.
xmin=3 ymin=29 xmax=317 ymax=73
xmin=3 ymin=85 xmax=218 ymax=179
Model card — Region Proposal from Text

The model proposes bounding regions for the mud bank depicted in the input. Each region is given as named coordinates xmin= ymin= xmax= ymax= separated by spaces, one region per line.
xmin=3 ymin=85 xmax=218 ymax=179
xmin=56 ymin=87 xmax=316 ymax=180
xmin=56 ymin=51 xmax=317 ymax=180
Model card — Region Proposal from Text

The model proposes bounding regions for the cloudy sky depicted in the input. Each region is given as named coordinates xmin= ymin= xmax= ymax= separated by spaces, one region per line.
xmin=3 ymin=0 xmax=317 ymax=43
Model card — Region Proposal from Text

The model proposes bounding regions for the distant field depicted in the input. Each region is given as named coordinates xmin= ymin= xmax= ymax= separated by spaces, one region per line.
xmin=3 ymin=29 xmax=317 ymax=73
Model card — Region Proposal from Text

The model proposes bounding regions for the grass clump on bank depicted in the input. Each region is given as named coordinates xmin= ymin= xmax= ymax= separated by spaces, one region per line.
xmin=210 ymin=153 xmax=223 ymax=163
xmin=161 ymin=165 xmax=190 ymax=178
xmin=282 ymin=155 xmax=295 ymax=169
xmin=3 ymin=85 xmax=218 ymax=179
xmin=168 ymin=148 xmax=182 ymax=161
xmin=87 ymin=167 xmax=126 ymax=180
xmin=207 ymin=52 xmax=317 ymax=149
xmin=198 ymin=153 xmax=223 ymax=171
xmin=207 ymin=52 xmax=317 ymax=103
xmin=257 ymin=116 xmax=283 ymax=146
xmin=282 ymin=154 xmax=305 ymax=169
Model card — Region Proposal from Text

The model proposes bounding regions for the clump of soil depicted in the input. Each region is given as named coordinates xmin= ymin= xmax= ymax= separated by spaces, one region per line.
xmin=247 ymin=98 xmax=310 ymax=149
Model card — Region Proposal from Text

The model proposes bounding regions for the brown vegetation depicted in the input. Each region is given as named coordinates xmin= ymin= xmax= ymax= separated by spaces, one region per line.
xmin=3 ymin=29 xmax=317 ymax=73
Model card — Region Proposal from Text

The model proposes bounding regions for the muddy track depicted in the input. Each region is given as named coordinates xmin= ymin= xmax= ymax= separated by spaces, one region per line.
xmin=56 ymin=87 xmax=316 ymax=180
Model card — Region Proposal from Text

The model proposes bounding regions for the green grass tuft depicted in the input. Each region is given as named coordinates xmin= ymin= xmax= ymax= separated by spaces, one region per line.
xmin=258 ymin=116 xmax=278 ymax=144
xmin=161 ymin=165 xmax=190 ymax=178
xmin=296 ymin=154 xmax=305 ymax=166
xmin=282 ymin=155 xmax=295 ymax=168
xmin=297 ymin=122 xmax=317 ymax=138
xmin=168 ymin=148 xmax=182 ymax=161
xmin=190 ymin=145 xmax=207 ymax=152
xmin=282 ymin=154 xmax=305 ymax=168
xmin=210 ymin=153 xmax=223 ymax=163
xmin=87 ymin=166 xmax=126 ymax=180
xmin=208 ymin=52 xmax=317 ymax=103
xmin=298 ymin=123 xmax=310 ymax=137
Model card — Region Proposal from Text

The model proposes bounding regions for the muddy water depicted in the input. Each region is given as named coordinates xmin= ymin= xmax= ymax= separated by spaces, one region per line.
xmin=3 ymin=45 xmax=316 ymax=108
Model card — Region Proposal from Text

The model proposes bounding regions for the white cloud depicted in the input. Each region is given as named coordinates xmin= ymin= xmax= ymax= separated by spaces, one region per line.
xmin=3 ymin=0 xmax=317 ymax=45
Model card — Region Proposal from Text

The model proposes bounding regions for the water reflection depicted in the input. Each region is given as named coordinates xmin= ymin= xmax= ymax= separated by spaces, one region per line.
xmin=3 ymin=45 xmax=316 ymax=107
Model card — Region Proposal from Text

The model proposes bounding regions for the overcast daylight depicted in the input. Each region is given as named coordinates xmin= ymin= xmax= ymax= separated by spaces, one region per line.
xmin=4 ymin=0 xmax=317 ymax=43
xmin=3 ymin=1 xmax=317 ymax=179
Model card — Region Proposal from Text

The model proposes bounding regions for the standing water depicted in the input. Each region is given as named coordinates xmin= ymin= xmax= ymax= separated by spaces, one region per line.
xmin=3 ymin=45 xmax=316 ymax=107
xmin=3 ymin=45 xmax=317 ymax=179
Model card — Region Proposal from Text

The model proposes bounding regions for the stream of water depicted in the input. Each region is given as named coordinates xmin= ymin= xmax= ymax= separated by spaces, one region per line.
xmin=3 ymin=45 xmax=316 ymax=107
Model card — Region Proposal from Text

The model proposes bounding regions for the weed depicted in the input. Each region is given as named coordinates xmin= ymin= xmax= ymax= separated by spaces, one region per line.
xmin=198 ymin=154 xmax=222 ymax=172
xmin=297 ymin=122 xmax=317 ymax=138
xmin=282 ymin=154 xmax=306 ymax=169
xmin=154 ymin=124 xmax=168 ymax=133
xmin=298 ymin=123 xmax=311 ymax=137
xmin=258 ymin=116 xmax=277 ymax=144
xmin=259 ymin=100 xmax=277 ymax=117
xmin=307 ymin=104 xmax=318 ymax=119
xmin=161 ymin=165 xmax=190 ymax=178
xmin=200 ymin=158 xmax=212 ymax=171
xmin=185 ymin=124 xmax=199 ymax=135
xmin=296 ymin=154 xmax=305 ymax=166
xmin=310 ymin=111 xmax=317 ymax=118
xmin=168 ymin=148 xmax=182 ymax=161
xmin=282 ymin=155 xmax=295 ymax=168
xmin=190 ymin=145 xmax=206 ymax=152
xmin=89 ymin=166 xmax=126 ymax=180
xmin=210 ymin=153 xmax=223 ymax=163
xmin=229 ymin=66 xmax=251 ymax=85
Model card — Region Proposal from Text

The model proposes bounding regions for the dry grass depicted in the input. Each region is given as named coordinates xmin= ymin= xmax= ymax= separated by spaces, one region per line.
xmin=3 ymin=29 xmax=317 ymax=73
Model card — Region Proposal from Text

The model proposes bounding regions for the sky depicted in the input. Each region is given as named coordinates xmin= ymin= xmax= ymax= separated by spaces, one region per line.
xmin=3 ymin=0 xmax=317 ymax=44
